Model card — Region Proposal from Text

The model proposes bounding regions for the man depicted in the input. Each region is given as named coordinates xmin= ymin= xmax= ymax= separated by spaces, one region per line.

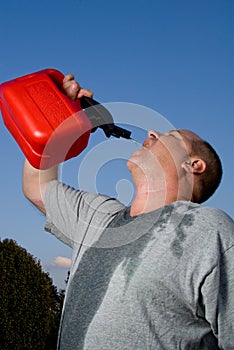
xmin=23 ymin=74 xmax=234 ymax=349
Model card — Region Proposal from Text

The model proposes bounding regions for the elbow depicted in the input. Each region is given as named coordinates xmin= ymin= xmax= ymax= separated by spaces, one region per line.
xmin=22 ymin=183 xmax=46 ymax=214
xmin=22 ymin=181 xmax=34 ymax=202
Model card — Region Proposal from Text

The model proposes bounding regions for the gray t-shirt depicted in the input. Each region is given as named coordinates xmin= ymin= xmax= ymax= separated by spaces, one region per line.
xmin=45 ymin=180 xmax=234 ymax=350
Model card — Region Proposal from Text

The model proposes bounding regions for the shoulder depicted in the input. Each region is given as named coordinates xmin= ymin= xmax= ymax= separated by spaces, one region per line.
xmin=188 ymin=204 xmax=234 ymax=253
xmin=170 ymin=202 xmax=234 ymax=252
xmin=45 ymin=179 xmax=126 ymax=214
xmin=191 ymin=204 xmax=234 ymax=229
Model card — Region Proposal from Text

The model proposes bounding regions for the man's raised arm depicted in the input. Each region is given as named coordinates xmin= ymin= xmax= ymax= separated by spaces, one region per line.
xmin=22 ymin=74 xmax=93 ymax=214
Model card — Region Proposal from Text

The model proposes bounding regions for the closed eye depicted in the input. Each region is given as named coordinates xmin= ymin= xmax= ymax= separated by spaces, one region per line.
xmin=168 ymin=131 xmax=183 ymax=140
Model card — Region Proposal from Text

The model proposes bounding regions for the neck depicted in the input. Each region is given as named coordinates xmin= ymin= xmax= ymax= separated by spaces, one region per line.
xmin=130 ymin=187 xmax=181 ymax=216
xmin=129 ymin=174 xmax=192 ymax=217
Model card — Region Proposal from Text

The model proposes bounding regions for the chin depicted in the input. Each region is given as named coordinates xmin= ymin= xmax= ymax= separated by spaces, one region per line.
xmin=127 ymin=157 xmax=141 ymax=174
xmin=126 ymin=158 xmax=133 ymax=171
xmin=127 ymin=158 xmax=136 ymax=172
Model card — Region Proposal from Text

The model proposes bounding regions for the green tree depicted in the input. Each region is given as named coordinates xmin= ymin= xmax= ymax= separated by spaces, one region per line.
xmin=0 ymin=239 xmax=64 ymax=350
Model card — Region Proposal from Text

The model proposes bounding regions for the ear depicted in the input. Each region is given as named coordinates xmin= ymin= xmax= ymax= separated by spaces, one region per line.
xmin=182 ymin=158 xmax=206 ymax=174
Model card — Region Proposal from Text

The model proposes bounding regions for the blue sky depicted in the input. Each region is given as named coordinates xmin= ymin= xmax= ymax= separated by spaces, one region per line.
xmin=0 ymin=0 xmax=233 ymax=288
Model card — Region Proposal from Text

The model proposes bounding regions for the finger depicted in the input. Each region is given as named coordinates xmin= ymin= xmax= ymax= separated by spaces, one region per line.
xmin=77 ymin=88 xmax=93 ymax=99
xmin=63 ymin=80 xmax=81 ymax=100
xmin=63 ymin=74 xmax=75 ymax=83
xmin=63 ymin=74 xmax=81 ymax=94
xmin=63 ymin=79 xmax=80 ymax=92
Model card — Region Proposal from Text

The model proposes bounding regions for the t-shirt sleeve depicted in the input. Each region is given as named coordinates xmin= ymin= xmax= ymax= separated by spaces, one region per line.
xmin=200 ymin=211 xmax=234 ymax=349
xmin=44 ymin=180 xmax=125 ymax=248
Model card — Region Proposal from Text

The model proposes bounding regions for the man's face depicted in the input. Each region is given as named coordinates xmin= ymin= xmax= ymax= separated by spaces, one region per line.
xmin=127 ymin=129 xmax=198 ymax=178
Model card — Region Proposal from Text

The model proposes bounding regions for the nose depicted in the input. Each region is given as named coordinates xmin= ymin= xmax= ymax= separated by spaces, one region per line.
xmin=148 ymin=130 xmax=160 ymax=140
xmin=143 ymin=130 xmax=160 ymax=147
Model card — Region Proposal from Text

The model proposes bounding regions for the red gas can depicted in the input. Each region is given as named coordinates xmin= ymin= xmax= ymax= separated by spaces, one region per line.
xmin=0 ymin=68 xmax=92 ymax=169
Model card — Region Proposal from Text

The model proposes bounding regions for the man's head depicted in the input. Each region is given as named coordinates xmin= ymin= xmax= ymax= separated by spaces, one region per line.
xmin=179 ymin=129 xmax=223 ymax=203
xmin=127 ymin=129 xmax=222 ymax=204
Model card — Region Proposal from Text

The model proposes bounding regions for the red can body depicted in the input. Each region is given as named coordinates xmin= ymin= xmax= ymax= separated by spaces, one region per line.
xmin=0 ymin=68 xmax=92 ymax=169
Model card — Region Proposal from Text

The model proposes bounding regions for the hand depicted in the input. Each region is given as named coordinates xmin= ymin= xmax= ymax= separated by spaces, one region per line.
xmin=63 ymin=74 xmax=93 ymax=100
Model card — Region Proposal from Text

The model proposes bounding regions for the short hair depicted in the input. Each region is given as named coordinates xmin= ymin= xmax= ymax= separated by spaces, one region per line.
xmin=190 ymin=139 xmax=223 ymax=203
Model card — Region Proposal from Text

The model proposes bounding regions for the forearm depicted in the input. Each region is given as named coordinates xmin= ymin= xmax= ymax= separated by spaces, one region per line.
xmin=22 ymin=159 xmax=59 ymax=214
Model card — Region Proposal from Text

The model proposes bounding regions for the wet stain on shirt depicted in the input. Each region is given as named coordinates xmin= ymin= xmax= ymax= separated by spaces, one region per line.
xmin=170 ymin=211 xmax=195 ymax=258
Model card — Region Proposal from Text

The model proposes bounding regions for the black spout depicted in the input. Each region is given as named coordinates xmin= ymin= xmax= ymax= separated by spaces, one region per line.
xmin=80 ymin=96 xmax=132 ymax=139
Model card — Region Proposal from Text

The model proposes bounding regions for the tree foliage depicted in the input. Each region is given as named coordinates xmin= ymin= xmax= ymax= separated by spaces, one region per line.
xmin=0 ymin=239 xmax=64 ymax=350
